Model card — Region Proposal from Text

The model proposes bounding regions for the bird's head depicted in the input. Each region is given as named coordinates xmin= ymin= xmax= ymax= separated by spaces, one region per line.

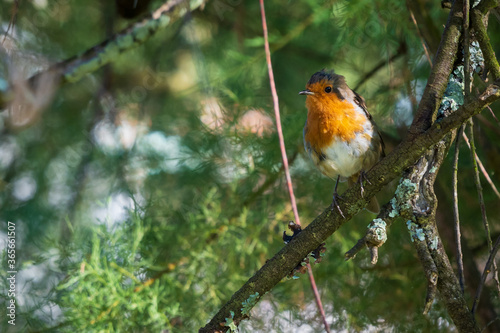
xmin=299 ymin=69 xmax=350 ymax=112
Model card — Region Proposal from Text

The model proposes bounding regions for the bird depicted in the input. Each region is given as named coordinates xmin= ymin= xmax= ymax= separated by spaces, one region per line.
xmin=299 ymin=69 xmax=384 ymax=216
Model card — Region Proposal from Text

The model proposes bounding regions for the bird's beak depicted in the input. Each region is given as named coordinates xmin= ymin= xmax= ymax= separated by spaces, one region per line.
xmin=299 ymin=89 xmax=314 ymax=96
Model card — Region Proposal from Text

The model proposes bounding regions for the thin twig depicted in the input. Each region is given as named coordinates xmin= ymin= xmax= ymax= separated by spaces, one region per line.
xmin=467 ymin=120 xmax=500 ymax=304
xmin=453 ymin=125 xmax=466 ymax=293
xmin=486 ymin=105 xmax=500 ymax=126
xmin=242 ymin=151 xmax=299 ymax=208
xmin=462 ymin=132 xmax=500 ymax=200
xmin=1 ymin=0 xmax=19 ymax=45
xmin=259 ymin=0 xmax=300 ymax=226
xmin=259 ymin=1 xmax=329 ymax=332
xmin=408 ymin=7 xmax=432 ymax=68
xmin=353 ymin=43 xmax=406 ymax=91
xmin=453 ymin=1 xmax=469 ymax=294
xmin=306 ymin=262 xmax=331 ymax=333
xmin=481 ymin=316 xmax=500 ymax=333
xmin=475 ymin=113 xmax=500 ymax=137
xmin=472 ymin=234 xmax=500 ymax=314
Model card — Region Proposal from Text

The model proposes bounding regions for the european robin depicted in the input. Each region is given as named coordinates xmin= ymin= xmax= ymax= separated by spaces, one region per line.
xmin=300 ymin=69 xmax=384 ymax=215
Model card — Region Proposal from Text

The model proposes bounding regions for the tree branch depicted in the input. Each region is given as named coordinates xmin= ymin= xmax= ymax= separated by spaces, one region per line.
xmin=472 ymin=234 xmax=500 ymax=314
xmin=471 ymin=7 xmax=500 ymax=80
xmin=402 ymin=130 xmax=481 ymax=331
xmin=409 ymin=0 xmax=464 ymax=137
xmin=462 ymin=131 xmax=500 ymax=199
xmin=452 ymin=126 xmax=466 ymax=293
xmin=352 ymin=42 xmax=407 ymax=91
xmin=406 ymin=0 xmax=442 ymax=55
xmin=344 ymin=202 xmax=395 ymax=263
xmin=467 ymin=119 xmax=500 ymax=297
xmin=0 ymin=0 xmax=206 ymax=109
xmin=199 ymin=81 xmax=500 ymax=332
xmin=408 ymin=7 xmax=433 ymax=67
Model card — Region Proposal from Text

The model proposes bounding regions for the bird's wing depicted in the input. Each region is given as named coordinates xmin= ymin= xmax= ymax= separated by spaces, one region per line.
xmin=352 ymin=90 xmax=371 ymax=120
xmin=353 ymin=90 xmax=385 ymax=158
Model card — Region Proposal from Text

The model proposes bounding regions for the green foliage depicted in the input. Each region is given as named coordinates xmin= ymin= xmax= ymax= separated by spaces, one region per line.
xmin=57 ymin=218 xmax=177 ymax=331
xmin=1 ymin=0 xmax=499 ymax=332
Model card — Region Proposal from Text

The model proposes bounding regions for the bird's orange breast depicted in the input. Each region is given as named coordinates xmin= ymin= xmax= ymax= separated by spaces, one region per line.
xmin=304 ymin=95 xmax=366 ymax=151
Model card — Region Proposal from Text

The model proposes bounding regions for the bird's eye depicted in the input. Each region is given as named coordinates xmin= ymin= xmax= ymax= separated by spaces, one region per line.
xmin=324 ymin=86 xmax=332 ymax=93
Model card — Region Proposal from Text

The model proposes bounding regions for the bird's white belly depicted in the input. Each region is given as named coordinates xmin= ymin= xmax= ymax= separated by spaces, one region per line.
xmin=317 ymin=130 xmax=374 ymax=179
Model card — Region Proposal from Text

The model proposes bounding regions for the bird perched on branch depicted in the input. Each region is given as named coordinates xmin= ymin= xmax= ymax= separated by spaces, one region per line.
xmin=300 ymin=69 xmax=384 ymax=215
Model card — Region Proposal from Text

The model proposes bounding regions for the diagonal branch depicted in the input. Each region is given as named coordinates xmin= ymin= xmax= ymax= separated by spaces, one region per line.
xmin=0 ymin=0 xmax=206 ymax=109
xmin=408 ymin=8 xmax=432 ymax=67
xmin=344 ymin=202 xmax=395 ymax=263
xmin=462 ymin=131 xmax=500 ymax=199
xmin=1 ymin=0 xmax=19 ymax=45
xmin=408 ymin=0 xmax=464 ymax=137
xmin=199 ymin=82 xmax=500 ymax=332
xmin=472 ymin=233 xmax=500 ymax=314
xmin=352 ymin=42 xmax=407 ymax=91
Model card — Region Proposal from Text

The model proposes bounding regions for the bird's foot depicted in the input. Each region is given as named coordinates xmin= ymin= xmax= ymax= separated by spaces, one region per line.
xmin=358 ymin=170 xmax=371 ymax=197
xmin=330 ymin=193 xmax=345 ymax=218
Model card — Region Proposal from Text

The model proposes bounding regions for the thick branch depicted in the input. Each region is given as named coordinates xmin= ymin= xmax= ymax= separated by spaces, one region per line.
xmin=200 ymin=82 xmax=500 ymax=332
xmin=413 ymin=235 xmax=439 ymax=315
xmin=403 ymin=133 xmax=480 ymax=332
xmin=471 ymin=7 xmax=500 ymax=80
xmin=408 ymin=0 xmax=463 ymax=136
xmin=431 ymin=229 xmax=479 ymax=332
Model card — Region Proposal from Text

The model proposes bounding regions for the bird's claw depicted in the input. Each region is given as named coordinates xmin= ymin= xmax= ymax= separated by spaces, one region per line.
xmin=330 ymin=193 xmax=345 ymax=218
xmin=358 ymin=171 xmax=371 ymax=198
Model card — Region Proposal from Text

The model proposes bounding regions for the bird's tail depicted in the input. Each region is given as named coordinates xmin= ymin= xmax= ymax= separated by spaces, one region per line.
xmin=366 ymin=196 xmax=380 ymax=214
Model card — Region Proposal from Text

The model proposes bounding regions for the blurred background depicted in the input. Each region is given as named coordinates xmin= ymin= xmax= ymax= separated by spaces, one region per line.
xmin=0 ymin=0 xmax=499 ymax=331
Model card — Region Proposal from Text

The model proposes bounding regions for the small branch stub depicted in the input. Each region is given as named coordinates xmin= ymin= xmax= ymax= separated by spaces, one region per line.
xmin=366 ymin=219 xmax=388 ymax=265
xmin=423 ymin=271 xmax=439 ymax=315
xmin=283 ymin=222 xmax=326 ymax=277
xmin=345 ymin=218 xmax=388 ymax=264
